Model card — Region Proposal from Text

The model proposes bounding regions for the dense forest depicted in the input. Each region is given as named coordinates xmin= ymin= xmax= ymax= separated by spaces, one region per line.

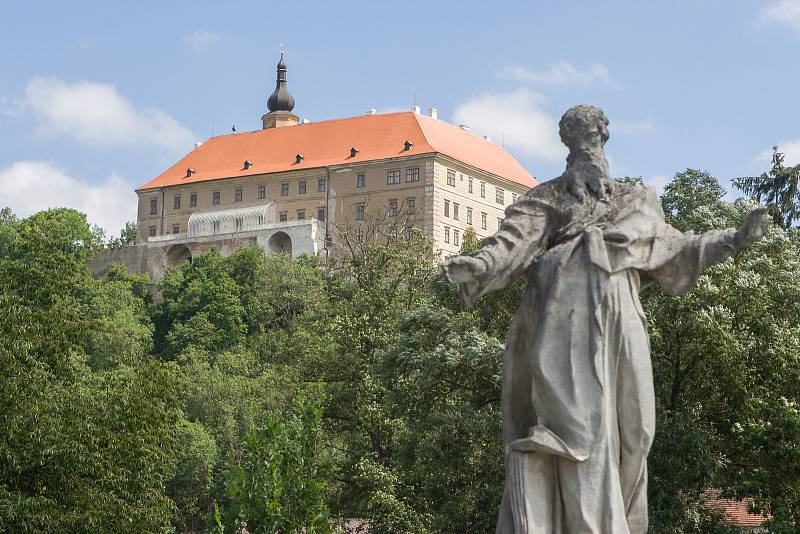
xmin=2 ymin=168 xmax=800 ymax=533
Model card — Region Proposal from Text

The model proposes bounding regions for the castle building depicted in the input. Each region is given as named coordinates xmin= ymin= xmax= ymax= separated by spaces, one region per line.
xmin=99 ymin=52 xmax=537 ymax=281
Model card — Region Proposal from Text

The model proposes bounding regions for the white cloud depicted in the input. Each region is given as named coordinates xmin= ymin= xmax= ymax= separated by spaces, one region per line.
xmin=756 ymin=139 xmax=800 ymax=166
xmin=759 ymin=0 xmax=800 ymax=31
xmin=188 ymin=30 xmax=221 ymax=50
xmin=23 ymin=77 xmax=195 ymax=150
xmin=0 ymin=161 xmax=137 ymax=236
xmin=453 ymin=89 xmax=566 ymax=163
xmin=498 ymin=62 xmax=612 ymax=86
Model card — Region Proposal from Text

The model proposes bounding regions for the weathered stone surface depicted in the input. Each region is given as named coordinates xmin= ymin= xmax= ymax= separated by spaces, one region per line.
xmin=443 ymin=105 xmax=769 ymax=533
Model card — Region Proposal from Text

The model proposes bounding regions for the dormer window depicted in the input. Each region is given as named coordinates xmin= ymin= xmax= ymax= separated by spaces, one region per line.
xmin=186 ymin=168 xmax=196 ymax=177
xmin=243 ymin=160 xmax=254 ymax=170
xmin=350 ymin=147 xmax=359 ymax=158
xmin=404 ymin=140 xmax=414 ymax=151
xmin=295 ymin=153 xmax=304 ymax=164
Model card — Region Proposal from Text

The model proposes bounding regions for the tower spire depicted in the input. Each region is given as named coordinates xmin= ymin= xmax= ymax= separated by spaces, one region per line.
xmin=267 ymin=50 xmax=295 ymax=113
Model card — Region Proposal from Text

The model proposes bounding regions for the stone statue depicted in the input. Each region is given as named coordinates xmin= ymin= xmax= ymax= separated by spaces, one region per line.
xmin=443 ymin=105 xmax=770 ymax=534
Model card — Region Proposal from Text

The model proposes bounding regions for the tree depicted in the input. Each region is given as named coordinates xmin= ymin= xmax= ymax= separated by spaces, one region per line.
xmin=645 ymin=170 xmax=800 ymax=531
xmin=734 ymin=146 xmax=800 ymax=228
xmin=220 ymin=395 xmax=332 ymax=533
xmin=0 ymin=208 xmax=181 ymax=532
xmin=120 ymin=221 xmax=138 ymax=244
xmin=155 ymin=249 xmax=246 ymax=359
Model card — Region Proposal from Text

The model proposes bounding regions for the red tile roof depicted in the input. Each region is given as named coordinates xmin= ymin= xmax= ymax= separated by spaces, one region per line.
xmin=137 ymin=111 xmax=537 ymax=191
xmin=704 ymin=490 xmax=768 ymax=528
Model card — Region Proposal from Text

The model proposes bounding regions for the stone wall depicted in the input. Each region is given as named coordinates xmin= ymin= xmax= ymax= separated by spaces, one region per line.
xmin=91 ymin=220 xmax=322 ymax=286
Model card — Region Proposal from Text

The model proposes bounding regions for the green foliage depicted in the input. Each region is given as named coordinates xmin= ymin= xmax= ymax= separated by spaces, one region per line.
xmin=121 ymin=221 xmax=138 ymax=244
xmin=168 ymin=419 xmax=218 ymax=532
xmin=221 ymin=395 xmax=332 ymax=533
xmin=5 ymin=172 xmax=800 ymax=533
xmin=0 ymin=208 xmax=180 ymax=533
xmin=734 ymin=146 xmax=800 ymax=228
xmin=156 ymin=250 xmax=246 ymax=358
xmin=645 ymin=170 xmax=800 ymax=531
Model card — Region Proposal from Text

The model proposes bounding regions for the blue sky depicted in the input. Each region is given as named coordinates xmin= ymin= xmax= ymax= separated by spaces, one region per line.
xmin=1 ymin=0 xmax=799 ymax=234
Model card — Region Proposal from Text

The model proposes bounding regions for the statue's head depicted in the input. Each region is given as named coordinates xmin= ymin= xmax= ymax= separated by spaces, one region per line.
xmin=559 ymin=105 xmax=609 ymax=153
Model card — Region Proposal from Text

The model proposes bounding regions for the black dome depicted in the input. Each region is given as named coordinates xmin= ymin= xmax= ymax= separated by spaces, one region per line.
xmin=267 ymin=51 xmax=295 ymax=112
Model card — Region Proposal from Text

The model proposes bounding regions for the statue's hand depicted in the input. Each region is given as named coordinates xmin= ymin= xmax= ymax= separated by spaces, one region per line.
xmin=443 ymin=256 xmax=487 ymax=285
xmin=734 ymin=204 xmax=772 ymax=250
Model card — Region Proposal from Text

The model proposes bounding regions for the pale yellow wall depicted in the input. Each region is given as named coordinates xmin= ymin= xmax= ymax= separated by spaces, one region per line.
xmin=136 ymin=154 xmax=434 ymax=244
xmin=431 ymin=156 xmax=532 ymax=257
xmin=136 ymin=150 xmax=534 ymax=255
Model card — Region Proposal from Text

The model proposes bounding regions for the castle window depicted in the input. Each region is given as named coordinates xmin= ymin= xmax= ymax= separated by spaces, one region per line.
xmin=447 ymin=169 xmax=456 ymax=187
xmin=317 ymin=178 xmax=326 ymax=192
xmin=468 ymin=177 xmax=473 ymax=194
xmin=190 ymin=193 xmax=197 ymax=207
xmin=212 ymin=191 xmax=220 ymax=205
xmin=467 ymin=207 xmax=472 ymax=225
xmin=454 ymin=229 xmax=460 ymax=247
xmin=387 ymin=170 xmax=401 ymax=185
xmin=444 ymin=199 xmax=450 ymax=217
xmin=148 ymin=225 xmax=156 ymax=237
xmin=172 ymin=224 xmax=180 ymax=234
xmin=356 ymin=230 xmax=364 ymax=242
xmin=299 ymin=180 xmax=307 ymax=194
xmin=279 ymin=211 xmax=288 ymax=222
xmin=388 ymin=199 xmax=398 ymax=216
xmin=444 ymin=226 xmax=450 ymax=243
xmin=453 ymin=203 xmax=459 ymax=221
xmin=481 ymin=212 xmax=487 ymax=230
xmin=480 ymin=182 xmax=486 ymax=198
xmin=355 ymin=203 xmax=365 ymax=220
xmin=496 ymin=188 xmax=505 ymax=205
xmin=258 ymin=185 xmax=266 ymax=199
xmin=407 ymin=197 xmax=416 ymax=214
xmin=149 ymin=198 xmax=158 ymax=215
xmin=281 ymin=182 xmax=289 ymax=196
xmin=235 ymin=188 xmax=243 ymax=202
xmin=356 ymin=173 xmax=365 ymax=189
xmin=174 ymin=195 xmax=181 ymax=210
xmin=497 ymin=217 xmax=503 ymax=230
xmin=512 ymin=192 xmax=518 ymax=203
xmin=406 ymin=167 xmax=420 ymax=182
xmin=297 ymin=209 xmax=306 ymax=220
xmin=317 ymin=208 xmax=326 ymax=221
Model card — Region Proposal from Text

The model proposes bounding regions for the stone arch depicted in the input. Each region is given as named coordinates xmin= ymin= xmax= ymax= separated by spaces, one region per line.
xmin=166 ymin=244 xmax=192 ymax=267
xmin=267 ymin=231 xmax=292 ymax=255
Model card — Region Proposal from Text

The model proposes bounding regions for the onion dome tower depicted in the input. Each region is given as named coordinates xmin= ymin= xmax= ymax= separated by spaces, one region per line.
xmin=262 ymin=50 xmax=299 ymax=129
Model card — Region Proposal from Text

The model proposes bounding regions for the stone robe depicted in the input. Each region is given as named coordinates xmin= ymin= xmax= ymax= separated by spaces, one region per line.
xmin=458 ymin=181 xmax=737 ymax=534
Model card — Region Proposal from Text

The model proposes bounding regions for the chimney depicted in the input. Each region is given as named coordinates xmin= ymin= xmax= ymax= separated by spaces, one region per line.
xmin=365 ymin=108 xmax=377 ymax=116
xmin=411 ymin=105 xmax=420 ymax=114
xmin=428 ymin=107 xmax=438 ymax=119
xmin=194 ymin=142 xmax=203 ymax=149
xmin=482 ymin=135 xmax=492 ymax=142
xmin=459 ymin=124 xmax=470 ymax=132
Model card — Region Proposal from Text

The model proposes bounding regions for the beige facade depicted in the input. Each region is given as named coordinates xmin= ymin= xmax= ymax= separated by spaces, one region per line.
xmin=136 ymin=151 xmax=529 ymax=258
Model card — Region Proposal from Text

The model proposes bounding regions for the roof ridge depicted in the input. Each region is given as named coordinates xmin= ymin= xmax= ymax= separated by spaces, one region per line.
xmin=207 ymin=110 xmax=418 ymax=142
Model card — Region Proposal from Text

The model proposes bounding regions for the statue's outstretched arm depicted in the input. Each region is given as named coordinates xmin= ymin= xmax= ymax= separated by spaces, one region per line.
xmin=647 ymin=205 xmax=771 ymax=295
xmin=443 ymin=193 xmax=553 ymax=307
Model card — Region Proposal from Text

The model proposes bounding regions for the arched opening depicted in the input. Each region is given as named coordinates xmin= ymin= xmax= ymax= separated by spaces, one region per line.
xmin=166 ymin=244 xmax=192 ymax=267
xmin=267 ymin=231 xmax=292 ymax=255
